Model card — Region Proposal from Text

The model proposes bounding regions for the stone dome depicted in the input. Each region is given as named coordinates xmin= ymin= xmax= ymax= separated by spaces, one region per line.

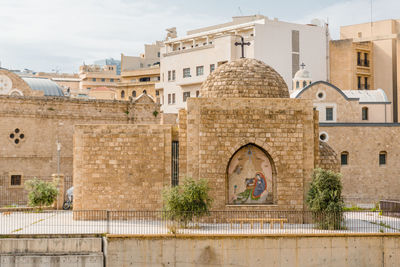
xmin=200 ymin=58 xmax=289 ymax=98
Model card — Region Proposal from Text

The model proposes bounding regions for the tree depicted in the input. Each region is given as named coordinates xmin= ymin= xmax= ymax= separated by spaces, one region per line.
xmin=306 ymin=168 xmax=344 ymax=230
xmin=25 ymin=178 xmax=59 ymax=210
xmin=162 ymin=178 xmax=212 ymax=227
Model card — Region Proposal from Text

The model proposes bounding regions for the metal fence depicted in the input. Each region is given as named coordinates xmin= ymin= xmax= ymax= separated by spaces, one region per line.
xmin=380 ymin=200 xmax=400 ymax=217
xmin=1 ymin=210 xmax=399 ymax=235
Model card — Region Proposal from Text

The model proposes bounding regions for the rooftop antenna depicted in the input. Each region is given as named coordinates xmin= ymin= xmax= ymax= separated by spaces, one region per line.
xmin=238 ymin=6 xmax=243 ymax=16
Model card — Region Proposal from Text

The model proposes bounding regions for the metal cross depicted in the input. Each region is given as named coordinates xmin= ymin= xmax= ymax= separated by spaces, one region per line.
xmin=300 ymin=62 xmax=306 ymax=69
xmin=235 ymin=36 xmax=251 ymax=58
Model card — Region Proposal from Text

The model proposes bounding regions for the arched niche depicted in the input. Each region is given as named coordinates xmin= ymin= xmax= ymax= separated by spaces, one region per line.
xmin=227 ymin=144 xmax=276 ymax=205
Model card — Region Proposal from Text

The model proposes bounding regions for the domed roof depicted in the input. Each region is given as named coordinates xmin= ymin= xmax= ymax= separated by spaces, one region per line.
xmin=21 ymin=77 xmax=64 ymax=96
xmin=200 ymin=58 xmax=289 ymax=98
xmin=294 ymin=69 xmax=311 ymax=80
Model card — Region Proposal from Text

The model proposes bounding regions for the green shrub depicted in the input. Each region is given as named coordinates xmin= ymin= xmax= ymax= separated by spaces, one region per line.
xmin=162 ymin=178 xmax=212 ymax=227
xmin=25 ymin=178 xmax=59 ymax=210
xmin=306 ymin=168 xmax=344 ymax=230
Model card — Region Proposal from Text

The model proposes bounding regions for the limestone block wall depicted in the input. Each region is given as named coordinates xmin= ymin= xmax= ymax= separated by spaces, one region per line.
xmin=320 ymin=124 xmax=400 ymax=205
xmin=181 ymin=98 xmax=316 ymax=211
xmin=0 ymin=95 xmax=159 ymax=206
xmin=73 ymin=124 xmax=172 ymax=210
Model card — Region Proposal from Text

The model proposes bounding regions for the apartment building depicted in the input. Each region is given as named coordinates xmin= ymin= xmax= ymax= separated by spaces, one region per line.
xmin=78 ymin=64 xmax=120 ymax=95
xmin=157 ymin=15 xmax=329 ymax=113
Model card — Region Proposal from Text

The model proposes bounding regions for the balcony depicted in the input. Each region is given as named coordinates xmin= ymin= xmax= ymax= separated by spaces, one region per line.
xmin=357 ymin=59 xmax=370 ymax=67
xmin=357 ymin=84 xmax=370 ymax=90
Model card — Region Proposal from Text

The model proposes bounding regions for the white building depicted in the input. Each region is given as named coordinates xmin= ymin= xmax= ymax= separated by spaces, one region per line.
xmin=156 ymin=15 xmax=329 ymax=113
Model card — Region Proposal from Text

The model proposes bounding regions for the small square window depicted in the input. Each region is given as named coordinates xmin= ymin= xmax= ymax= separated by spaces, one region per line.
xmin=196 ymin=66 xmax=204 ymax=76
xmin=101 ymin=78 xmax=105 ymax=82
xmin=92 ymin=78 xmax=96 ymax=82
xmin=326 ymin=108 xmax=333 ymax=121
xmin=183 ymin=68 xmax=191 ymax=78
xmin=110 ymin=78 xmax=114 ymax=82
xmin=379 ymin=152 xmax=387 ymax=165
xmin=10 ymin=175 xmax=22 ymax=186
xmin=341 ymin=153 xmax=348 ymax=165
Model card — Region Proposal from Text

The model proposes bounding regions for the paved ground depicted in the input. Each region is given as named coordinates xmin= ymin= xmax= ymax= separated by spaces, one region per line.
xmin=1 ymin=211 xmax=399 ymax=235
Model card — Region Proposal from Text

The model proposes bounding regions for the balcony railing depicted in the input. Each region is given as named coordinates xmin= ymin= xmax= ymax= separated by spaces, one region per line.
xmin=357 ymin=59 xmax=370 ymax=67
xmin=358 ymin=84 xmax=370 ymax=90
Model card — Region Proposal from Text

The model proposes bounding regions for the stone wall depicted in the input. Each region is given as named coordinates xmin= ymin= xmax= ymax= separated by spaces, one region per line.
xmin=0 ymin=95 xmax=159 ymax=206
xmin=320 ymin=124 xmax=400 ymax=206
xmin=181 ymin=97 xmax=316 ymax=211
xmin=73 ymin=124 xmax=172 ymax=210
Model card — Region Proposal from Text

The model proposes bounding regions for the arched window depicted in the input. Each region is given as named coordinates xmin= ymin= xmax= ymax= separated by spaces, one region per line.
xmin=362 ymin=107 xmax=368 ymax=121
xmin=227 ymin=144 xmax=275 ymax=205
xmin=132 ymin=91 xmax=136 ymax=97
xmin=379 ymin=151 xmax=387 ymax=165
xmin=121 ymin=90 xmax=125 ymax=99
xmin=296 ymin=81 xmax=299 ymax=89
xmin=303 ymin=81 xmax=307 ymax=88
xmin=143 ymin=90 xmax=147 ymax=94
xmin=341 ymin=151 xmax=348 ymax=166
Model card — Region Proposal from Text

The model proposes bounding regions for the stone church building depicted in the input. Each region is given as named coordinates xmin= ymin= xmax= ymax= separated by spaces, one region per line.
xmin=73 ymin=59 xmax=338 ymax=211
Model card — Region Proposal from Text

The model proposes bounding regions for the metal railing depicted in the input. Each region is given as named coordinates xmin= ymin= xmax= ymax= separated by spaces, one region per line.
xmin=357 ymin=59 xmax=370 ymax=67
xmin=380 ymin=200 xmax=400 ymax=218
xmin=1 ymin=210 xmax=399 ymax=235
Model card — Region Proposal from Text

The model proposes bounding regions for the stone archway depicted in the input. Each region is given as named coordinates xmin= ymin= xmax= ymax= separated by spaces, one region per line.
xmin=227 ymin=144 xmax=276 ymax=205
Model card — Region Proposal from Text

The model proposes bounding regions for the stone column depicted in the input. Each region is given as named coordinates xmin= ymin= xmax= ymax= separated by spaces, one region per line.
xmin=52 ymin=173 xmax=64 ymax=210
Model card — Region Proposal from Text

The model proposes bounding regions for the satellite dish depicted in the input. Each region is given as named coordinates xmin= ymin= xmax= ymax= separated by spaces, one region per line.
xmin=310 ymin=19 xmax=323 ymax=27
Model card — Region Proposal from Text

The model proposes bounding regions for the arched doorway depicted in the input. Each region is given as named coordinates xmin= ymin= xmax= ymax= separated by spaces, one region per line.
xmin=227 ymin=144 xmax=275 ymax=205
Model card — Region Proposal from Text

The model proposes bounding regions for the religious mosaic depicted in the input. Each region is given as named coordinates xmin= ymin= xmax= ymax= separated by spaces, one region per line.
xmin=228 ymin=144 xmax=273 ymax=204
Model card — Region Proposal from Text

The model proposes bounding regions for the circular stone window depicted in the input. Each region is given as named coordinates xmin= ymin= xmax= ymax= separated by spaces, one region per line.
xmin=319 ymin=132 xmax=329 ymax=142
xmin=9 ymin=128 xmax=25 ymax=145
xmin=316 ymin=91 xmax=326 ymax=100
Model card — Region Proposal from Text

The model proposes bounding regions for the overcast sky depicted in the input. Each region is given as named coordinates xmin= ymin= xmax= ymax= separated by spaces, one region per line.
xmin=0 ymin=0 xmax=399 ymax=73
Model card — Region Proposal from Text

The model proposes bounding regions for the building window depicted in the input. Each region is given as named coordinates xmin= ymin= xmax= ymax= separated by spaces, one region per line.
xmin=379 ymin=151 xmax=387 ymax=165
xmin=172 ymin=70 xmax=176 ymax=81
xmin=110 ymin=78 xmax=114 ymax=82
xmin=168 ymin=71 xmax=171 ymax=81
xmin=302 ymin=81 xmax=307 ymax=88
xmin=172 ymin=93 xmax=176 ymax=104
xmin=326 ymin=107 xmax=333 ymax=121
xmin=143 ymin=90 xmax=147 ymax=94
xmin=364 ymin=77 xmax=369 ymax=89
xmin=10 ymin=175 xmax=22 ymax=186
xmin=156 ymin=90 xmax=159 ymax=96
xmin=121 ymin=90 xmax=125 ymax=99
xmin=101 ymin=78 xmax=105 ymax=82
xmin=132 ymin=91 xmax=136 ymax=97
xmin=364 ymin=53 xmax=369 ymax=67
xmin=319 ymin=132 xmax=329 ymax=142
xmin=357 ymin=76 xmax=361 ymax=90
xmin=196 ymin=66 xmax=204 ymax=76
xmin=157 ymin=52 xmax=160 ymax=58
xmin=87 ymin=87 xmax=91 ymax=90
xmin=9 ymin=128 xmax=25 ymax=145
xmin=183 ymin=68 xmax=191 ymax=78
xmin=92 ymin=78 xmax=96 ymax=82
xmin=210 ymin=64 xmax=215 ymax=73
xmin=183 ymin=92 xmax=191 ymax=102
xmin=357 ymin=52 xmax=362 ymax=66
xmin=139 ymin=77 xmax=150 ymax=82
xmin=196 ymin=90 xmax=200 ymax=97
xmin=341 ymin=152 xmax=348 ymax=166
xmin=362 ymin=107 xmax=368 ymax=120
xmin=168 ymin=94 xmax=171 ymax=104
xmin=296 ymin=81 xmax=299 ymax=89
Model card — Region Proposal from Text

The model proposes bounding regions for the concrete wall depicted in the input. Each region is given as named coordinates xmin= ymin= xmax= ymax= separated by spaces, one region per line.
xmin=0 ymin=237 xmax=103 ymax=267
xmin=106 ymin=235 xmax=400 ymax=267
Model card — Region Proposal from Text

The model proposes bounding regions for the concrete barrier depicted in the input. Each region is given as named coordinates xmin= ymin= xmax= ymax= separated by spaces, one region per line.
xmin=0 ymin=237 xmax=103 ymax=267
xmin=106 ymin=234 xmax=400 ymax=267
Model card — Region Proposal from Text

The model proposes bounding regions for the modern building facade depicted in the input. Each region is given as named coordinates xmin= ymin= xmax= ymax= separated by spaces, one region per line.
xmin=157 ymin=15 xmax=329 ymax=113
xmin=78 ymin=64 xmax=120 ymax=95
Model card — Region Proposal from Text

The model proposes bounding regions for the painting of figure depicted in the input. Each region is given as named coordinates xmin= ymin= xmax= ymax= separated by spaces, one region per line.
xmin=228 ymin=145 xmax=273 ymax=204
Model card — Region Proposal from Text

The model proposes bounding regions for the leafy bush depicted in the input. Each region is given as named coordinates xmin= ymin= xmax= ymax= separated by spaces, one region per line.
xmin=306 ymin=168 xmax=344 ymax=230
xmin=162 ymin=178 xmax=212 ymax=227
xmin=25 ymin=178 xmax=59 ymax=210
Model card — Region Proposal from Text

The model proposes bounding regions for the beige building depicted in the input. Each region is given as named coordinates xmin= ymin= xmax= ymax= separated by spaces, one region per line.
xmin=88 ymin=87 xmax=116 ymax=100
xmin=78 ymin=64 xmax=120 ymax=96
xmin=117 ymin=66 xmax=161 ymax=103
xmin=293 ymin=77 xmax=399 ymax=206
xmin=331 ymin=19 xmax=400 ymax=122
xmin=74 ymin=58 xmax=337 ymax=212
